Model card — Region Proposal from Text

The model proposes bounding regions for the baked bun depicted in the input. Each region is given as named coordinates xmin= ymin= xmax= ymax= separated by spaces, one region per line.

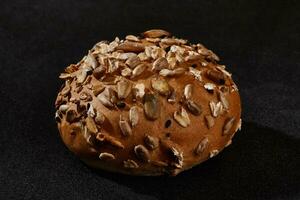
xmin=55 ymin=29 xmax=242 ymax=176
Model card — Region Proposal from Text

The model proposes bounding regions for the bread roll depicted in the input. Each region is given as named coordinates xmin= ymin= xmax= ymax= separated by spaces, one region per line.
xmin=55 ymin=29 xmax=242 ymax=176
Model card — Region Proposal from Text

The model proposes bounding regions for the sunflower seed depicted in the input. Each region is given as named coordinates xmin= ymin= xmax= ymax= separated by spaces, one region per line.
xmin=204 ymin=83 xmax=216 ymax=92
xmin=218 ymin=91 xmax=229 ymax=110
xmin=216 ymin=65 xmax=231 ymax=77
xmin=66 ymin=109 xmax=77 ymax=123
xmin=142 ymin=29 xmax=171 ymax=38
xmin=209 ymin=101 xmax=224 ymax=117
xmin=59 ymin=73 xmax=72 ymax=80
xmin=131 ymin=63 xmax=146 ymax=78
xmin=204 ymin=115 xmax=215 ymax=129
xmin=96 ymin=133 xmax=124 ymax=149
xmin=225 ymin=140 xmax=232 ymax=147
xmin=189 ymin=67 xmax=202 ymax=81
xmin=209 ymin=150 xmax=219 ymax=158
xmin=144 ymin=134 xmax=159 ymax=150
xmin=137 ymin=52 xmax=150 ymax=61
xmin=119 ymin=115 xmax=132 ymax=136
xmin=87 ymin=104 xmax=96 ymax=118
xmin=59 ymin=104 xmax=69 ymax=113
xmin=85 ymin=116 xmax=98 ymax=134
xmin=206 ymin=70 xmax=225 ymax=84
xmin=115 ymin=41 xmax=145 ymax=52
xmin=123 ymin=159 xmax=139 ymax=168
xmin=159 ymin=68 xmax=185 ymax=77
xmin=125 ymin=55 xmax=141 ymax=68
xmin=132 ymin=83 xmax=145 ymax=100
xmin=134 ymin=144 xmax=150 ymax=162
xmin=152 ymin=57 xmax=169 ymax=71
xmin=99 ymin=152 xmax=115 ymax=160
xmin=144 ymin=93 xmax=160 ymax=120
xmin=93 ymin=66 xmax=106 ymax=79
xmin=194 ymin=137 xmax=209 ymax=155
xmin=170 ymin=147 xmax=183 ymax=168
xmin=167 ymin=89 xmax=176 ymax=104
xmin=186 ymin=100 xmax=202 ymax=116
xmin=151 ymin=160 xmax=168 ymax=167
xmin=55 ymin=110 xmax=62 ymax=123
xmin=161 ymin=38 xmax=187 ymax=45
xmin=174 ymin=107 xmax=190 ymax=127
xmin=117 ymin=79 xmax=132 ymax=99
xmin=223 ymin=117 xmax=235 ymax=135
xmin=97 ymin=92 xmax=114 ymax=108
xmin=151 ymin=78 xmax=171 ymax=96
xmin=145 ymin=37 xmax=161 ymax=43
xmin=121 ymin=67 xmax=132 ymax=77
xmin=92 ymin=83 xmax=105 ymax=96
xmin=235 ymin=118 xmax=242 ymax=132
xmin=125 ymin=35 xmax=140 ymax=42
xmin=184 ymin=84 xmax=193 ymax=100
xmin=185 ymin=54 xmax=202 ymax=62
xmin=129 ymin=106 xmax=139 ymax=127
xmin=76 ymin=69 xmax=87 ymax=84
xmin=82 ymin=125 xmax=96 ymax=145
xmin=85 ymin=53 xmax=98 ymax=69
xmin=79 ymin=92 xmax=92 ymax=101
xmin=61 ymin=82 xmax=71 ymax=96
xmin=95 ymin=111 xmax=106 ymax=125
xmin=117 ymin=52 xmax=137 ymax=60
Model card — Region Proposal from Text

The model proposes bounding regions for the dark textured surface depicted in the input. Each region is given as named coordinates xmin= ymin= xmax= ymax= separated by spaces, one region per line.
xmin=0 ymin=0 xmax=299 ymax=199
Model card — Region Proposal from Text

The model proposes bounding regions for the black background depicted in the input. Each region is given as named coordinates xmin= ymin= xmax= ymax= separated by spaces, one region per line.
xmin=0 ymin=0 xmax=299 ymax=199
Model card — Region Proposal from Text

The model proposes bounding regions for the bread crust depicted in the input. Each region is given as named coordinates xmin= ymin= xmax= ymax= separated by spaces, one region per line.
xmin=55 ymin=30 xmax=242 ymax=176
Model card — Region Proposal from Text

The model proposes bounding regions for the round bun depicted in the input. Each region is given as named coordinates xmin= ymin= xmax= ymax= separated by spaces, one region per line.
xmin=55 ymin=29 xmax=242 ymax=176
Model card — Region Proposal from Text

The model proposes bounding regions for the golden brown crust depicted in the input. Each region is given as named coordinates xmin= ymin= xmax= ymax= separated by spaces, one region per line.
xmin=55 ymin=29 xmax=242 ymax=176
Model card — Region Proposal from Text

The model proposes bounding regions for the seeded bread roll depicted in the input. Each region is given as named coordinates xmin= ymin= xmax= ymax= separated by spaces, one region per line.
xmin=55 ymin=29 xmax=242 ymax=176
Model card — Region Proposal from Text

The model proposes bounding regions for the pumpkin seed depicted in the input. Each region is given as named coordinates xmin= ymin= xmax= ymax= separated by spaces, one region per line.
xmin=186 ymin=100 xmax=202 ymax=116
xmin=134 ymin=144 xmax=150 ymax=162
xmin=66 ymin=109 xmax=77 ymax=123
xmin=144 ymin=93 xmax=160 ymax=120
xmin=144 ymin=134 xmax=159 ymax=150
xmin=206 ymin=70 xmax=225 ymax=84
